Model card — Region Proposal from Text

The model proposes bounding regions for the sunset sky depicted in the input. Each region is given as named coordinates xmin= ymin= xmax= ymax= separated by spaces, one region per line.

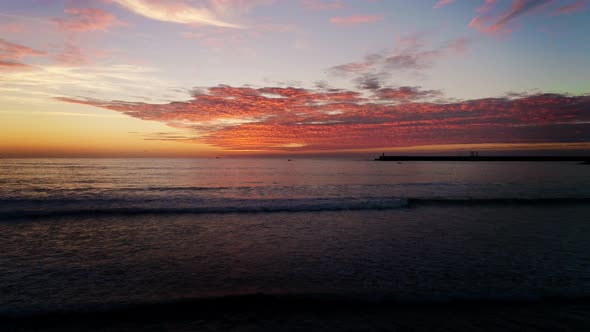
xmin=1 ymin=0 xmax=589 ymax=157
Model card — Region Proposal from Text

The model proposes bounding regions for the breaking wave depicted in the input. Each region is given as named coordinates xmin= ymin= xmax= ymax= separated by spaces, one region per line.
xmin=1 ymin=197 xmax=589 ymax=220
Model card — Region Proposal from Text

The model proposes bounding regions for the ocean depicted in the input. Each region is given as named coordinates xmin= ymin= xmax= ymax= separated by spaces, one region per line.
xmin=1 ymin=158 xmax=590 ymax=330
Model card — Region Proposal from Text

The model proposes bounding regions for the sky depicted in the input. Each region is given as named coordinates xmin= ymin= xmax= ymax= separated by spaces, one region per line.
xmin=1 ymin=0 xmax=589 ymax=157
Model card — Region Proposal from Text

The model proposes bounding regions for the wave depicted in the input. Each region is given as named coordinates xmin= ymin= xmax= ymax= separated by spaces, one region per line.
xmin=1 ymin=197 xmax=589 ymax=220
xmin=1 ymin=186 xmax=228 ymax=194
xmin=408 ymin=197 xmax=590 ymax=206
xmin=0 ymin=197 xmax=408 ymax=219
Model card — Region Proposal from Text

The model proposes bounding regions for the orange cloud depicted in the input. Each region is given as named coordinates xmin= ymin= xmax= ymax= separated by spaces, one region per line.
xmin=329 ymin=15 xmax=384 ymax=25
xmin=58 ymin=85 xmax=590 ymax=152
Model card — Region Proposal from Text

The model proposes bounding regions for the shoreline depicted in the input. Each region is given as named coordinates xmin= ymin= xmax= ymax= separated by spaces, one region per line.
xmin=375 ymin=155 xmax=590 ymax=161
xmin=3 ymin=295 xmax=590 ymax=331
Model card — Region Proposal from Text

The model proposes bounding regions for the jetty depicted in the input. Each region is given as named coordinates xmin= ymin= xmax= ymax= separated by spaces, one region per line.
xmin=375 ymin=152 xmax=590 ymax=162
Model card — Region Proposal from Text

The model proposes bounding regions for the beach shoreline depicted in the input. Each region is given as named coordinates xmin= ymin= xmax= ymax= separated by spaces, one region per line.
xmin=3 ymin=296 xmax=590 ymax=331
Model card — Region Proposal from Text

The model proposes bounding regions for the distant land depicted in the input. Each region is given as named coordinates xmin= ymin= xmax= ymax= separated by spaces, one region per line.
xmin=375 ymin=154 xmax=590 ymax=162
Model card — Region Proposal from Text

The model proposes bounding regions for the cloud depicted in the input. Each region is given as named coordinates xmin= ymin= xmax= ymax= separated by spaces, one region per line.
xmin=469 ymin=0 xmax=560 ymax=34
xmin=53 ymin=8 xmax=125 ymax=32
xmin=181 ymin=20 xmax=301 ymax=51
xmin=0 ymin=60 xmax=33 ymax=69
xmin=109 ymin=0 xmax=246 ymax=28
xmin=433 ymin=0 xmax=454 ymax=9
xmin=0 ymin=39 xmax=46 ymax=60
xmin=0 ymin=110 xmax=127 ymax=118
xmin=329 ymin=15 xmax=384 ymax=25
xmin=354 ymin=72 xmax=387 ymax=90
xmin=329 ymin=35 xmax=469 ymax=88
xmin=330 ymin=61 xmax=373 ymax=74
xmin=0 ymin=23 xmax=25 ymax=33
xmin=129 ymin=131 xmax=198 ymax=141
xmin=0 ymin=39 xmax=46 ymax=70
xmin=57 ymin=84 xmax=590 ymax=151
xmin=490 ymin=0 xmax=552 ymax=32
xmin=554 ymin=0 xmax=588 ymax=14
xmin=54 ymin=42 xmax=104 ymax=66
xmin=0 ymin=64 xmax=179 ymax=103
xmin=181 ymin=25 xmax=263 ymax=49
xmin=374 ymin=86 xmax=442 ymax=101
xmin=301 ymin=0 xmax=346 ymax=10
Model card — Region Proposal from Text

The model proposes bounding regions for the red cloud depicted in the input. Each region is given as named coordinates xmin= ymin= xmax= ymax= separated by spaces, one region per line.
xmin=58 ymin=85 xmax=590 ymax=151
xmin=54 ymin=8 xmax=125 ymax=32
xmin=329 ymin=15 xmax=384 ymax=25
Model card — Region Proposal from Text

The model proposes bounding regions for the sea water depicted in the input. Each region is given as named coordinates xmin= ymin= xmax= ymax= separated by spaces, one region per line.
xmin=1 ymin=158 xmax=589 ymax=315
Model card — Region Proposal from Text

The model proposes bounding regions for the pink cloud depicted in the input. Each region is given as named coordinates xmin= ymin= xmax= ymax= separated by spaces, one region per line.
xmin=55 ymin=43 xmax=88 ymax=66
xmin=181 ymin=22 xmax=291 ymax=50
xmin=184 ymin=26 xmax=253 ymax=44
xmin=469 ymin=0 xmax=556 ymax=35
xmin=477 ymin=0 xmax=499 ymax=13
xmin=433 ymin=0 xmax=454 ymax=9
xmin=0 ymin=39 xmax=46 ymax=69
xmin=489 ymin=0 xmax=552 ymax=33
xmin=0 ymin=39 xmax=45 ymax=59
xmin=57 ymin=85 xmax=590 ymax=151
xmin=301 ymin=0 xmax=346 ymax=10
xmin=53 ymin=8 xmax=125 ymax=32
xmin=329 ymin=15 xmax=384 ymax=25
xmin=445 ymin=38 xmax=469 ymax=54
xmin=330 ymin=62 xmax=373 ymax=74
xmin=0 ymin=60 xmax=34 ymax=70
xmin=0 ymin=23 xmax=25 ymax=33
xmin=554 ymin=0 xmax=588 ymax=14
xmin=0 ymin=39 xmax=47 ymax=64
